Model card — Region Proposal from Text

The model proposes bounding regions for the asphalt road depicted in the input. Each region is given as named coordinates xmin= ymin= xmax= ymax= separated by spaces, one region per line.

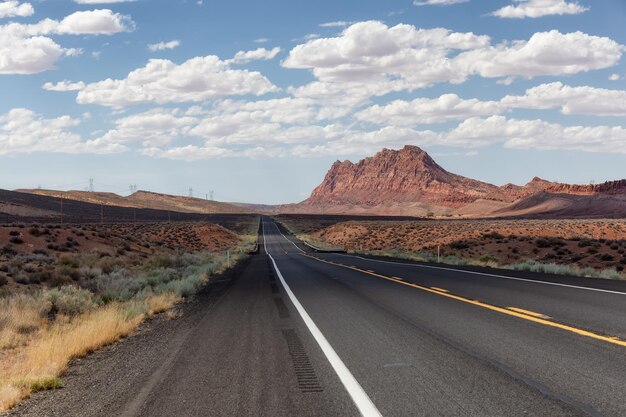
xmin=8 ymin=218 xmax=626 ymax=417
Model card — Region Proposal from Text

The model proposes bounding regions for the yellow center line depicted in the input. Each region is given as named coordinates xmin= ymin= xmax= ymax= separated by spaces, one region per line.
xmin=430 ymin=287 xmax=449 ymax=293
xmin=507 ymin=307 xmax=551 ymax=319
xmin=304 ymin=254 xmax=626 ymax=348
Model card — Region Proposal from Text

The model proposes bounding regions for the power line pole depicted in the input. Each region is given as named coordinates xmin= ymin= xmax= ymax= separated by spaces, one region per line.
xmin=188 ymin=187 xmax=193 ymax=198
xmin=89 ymin=178 xmax=94 ymax=193
xmin=209 ymin=190 xmax=214 ymax=201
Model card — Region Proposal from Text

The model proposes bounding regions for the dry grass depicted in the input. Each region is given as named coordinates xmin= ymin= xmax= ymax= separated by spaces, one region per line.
xmin=0 ymin=303 xmax=143 ymax=410
xmin=146 ymin=293 xmax=180 ymax=314
xmin=0 ymin=294 xmax=49 ymax=350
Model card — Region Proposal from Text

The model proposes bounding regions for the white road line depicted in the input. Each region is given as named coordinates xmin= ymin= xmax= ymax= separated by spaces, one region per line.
xmin=270 ymin=222 xmax=305 ymax=253
xmin=333 ymin=253 xmax=626 ymax=296
xmin=262 ymin=222 xmax=382 ymax=417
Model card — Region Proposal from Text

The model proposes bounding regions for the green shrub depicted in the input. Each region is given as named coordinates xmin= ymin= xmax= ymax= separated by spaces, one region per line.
xmin=48 ymin=286 xmax=95 ymax=316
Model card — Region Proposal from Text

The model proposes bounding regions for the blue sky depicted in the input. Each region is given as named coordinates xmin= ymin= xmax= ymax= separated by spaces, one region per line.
xmin=1 ymin=0 xmax=625 ymax=204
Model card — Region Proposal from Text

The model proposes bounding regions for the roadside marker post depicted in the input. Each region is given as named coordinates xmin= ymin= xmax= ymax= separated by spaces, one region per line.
xmin=437 ymin=245 xmax=440 ymax=263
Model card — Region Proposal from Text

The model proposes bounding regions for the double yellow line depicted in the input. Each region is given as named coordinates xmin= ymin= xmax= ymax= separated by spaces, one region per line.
xmin=302 ymin=254 xmax=626 ymax=349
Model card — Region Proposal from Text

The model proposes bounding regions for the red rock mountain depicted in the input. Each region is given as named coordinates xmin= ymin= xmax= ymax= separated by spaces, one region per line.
xmin=303 ymin=146 xmax=499 ymax=208
xmin=295 ymin=146 xmax=626 ymax=217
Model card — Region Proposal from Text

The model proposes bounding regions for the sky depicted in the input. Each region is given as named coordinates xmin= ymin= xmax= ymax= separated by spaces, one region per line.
xmin=0 ymin=0 xmax=625 ymax=204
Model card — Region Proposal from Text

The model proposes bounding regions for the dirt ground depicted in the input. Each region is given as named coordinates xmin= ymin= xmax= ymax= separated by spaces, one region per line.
xmin=0 ymin=222 xmax=243 ymax=293
xmin=281 ymin=216 xmax=626 ymax=272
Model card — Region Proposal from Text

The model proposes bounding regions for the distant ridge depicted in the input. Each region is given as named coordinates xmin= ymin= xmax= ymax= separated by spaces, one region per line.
xmin=16 ymin=189 xmax=251 ymax=215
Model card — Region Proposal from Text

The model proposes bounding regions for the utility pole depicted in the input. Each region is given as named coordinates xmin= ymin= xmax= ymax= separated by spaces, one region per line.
xmin=89 ymin=178 xmax=94 ymax=193
xmin=209 ymin=190 xmax=214 ymax=201
xmin=188 ymin=187 xmax=193 ymax=198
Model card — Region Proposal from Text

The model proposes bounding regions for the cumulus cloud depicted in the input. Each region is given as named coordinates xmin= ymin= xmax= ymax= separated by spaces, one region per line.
xmin=76 ymin=55 xmax=279 ymax=107
xmin=0 ymin=1 xmax=33 ymax=19
xmin=0 ymin=9 xmax=133 ymax=74
xmin=0 ymin=36 xmax=66 ymax=74
xmin=414 ymin=0 xmax=469 ymax=5
xmin=148 ymin=40 xmax=180 ymax=52
xmin=229 ymin=47 xmax=281 ymax=64
xmin=97 ymin=108 xmax=199 ymax=147
xmin=443 ymin=116 xmax=626 ymax=153
xmin=56 ymin=9 xmax=134 ymax=35
xmin=0 ymin=108 xmax=124 ymax=156
xmin=357 ymin=82 xmax=626 ymax=127
xmin=609 ymin=73 xmax=620 ymax=81
xmin=492 ymin=0 xmax=588 ymax=19
xmin=42 ymin=80 xmax=86 ymax=91
xmin=454 ymin=30 xmax=622 ymax=79
xmin=501 ymin=82 xmax=626 ymax=116
xmin=283 ymin=22 xmax=622 ymax=108
xmin=356 ymin=94 xmax=501 ymax=125
xmin=283 ymin=21 xmax=490 ymax=107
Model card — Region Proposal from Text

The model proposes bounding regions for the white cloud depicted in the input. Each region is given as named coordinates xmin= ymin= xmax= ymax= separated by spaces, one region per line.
xmin=253 ymin=38 xmax=269 ymax=43
xmin=141 ymin=145 xmax=234 ymax=161
xmin=0 ymin=108 xmax=124 ymax=156
xmin=42 ymin=80 xmax=86 ymax=91
xmin=57 ymin=9 xmax=134 ymax=35
xmin=609 ymin=73 xmax=620 ymax=81
xmin=229 ymin=47 xmax=281 ymax=64
xmin=443 ymin=116 xmax=626 ymax=154
xmin=492 ymin=0 xmax=588 ymax=19
xmin=357 ymin=94 xmax=501 ymax=125
xmin=76 ymin=55 xmax=279 ymax=107
xmin=0 ymin=9 xmax=133 ymax=74
xmin=319 ymin=21 xmax=354 ymax=27
xmin=356 ymin=82 xmax=626 ymax=127
xmin=148 ymin=40 xmax=180 ymax=52
xmin=0 ymin=1 xmax=33 ymax=19
xmin=283 ymin=21 xmax=490 ymax=108
xmin=501 ymin=82 xmax=626 ymax=116
xmin=0 ymin=35 xmax=65 ymax=74
xmin=414 ymin=0 xmax=469 ymax=5
xmin=97 ymin=108 xmax=198 ymax=147
xmin=284 ymin=22 xmax=622 ymax=109
xmin=454 ymin=30 xmax=622 ymax=79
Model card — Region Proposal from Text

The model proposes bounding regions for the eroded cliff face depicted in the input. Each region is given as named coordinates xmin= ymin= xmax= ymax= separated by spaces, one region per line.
xmin=296 ymin=145 xmax=625 ymax=217
xmin=304 ymin=145 xmax=539 ymax=208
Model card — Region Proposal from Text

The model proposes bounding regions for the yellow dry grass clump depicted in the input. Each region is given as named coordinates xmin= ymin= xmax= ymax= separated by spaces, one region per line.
xmin=0 ymin=303 xmax=144 ymax=411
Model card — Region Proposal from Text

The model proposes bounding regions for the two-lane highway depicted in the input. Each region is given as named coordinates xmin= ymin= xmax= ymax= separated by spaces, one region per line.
xmin=10 ymin=218 xmax=626 ymax=417
xmin=263 ymin=218 xmax=626 ymax=417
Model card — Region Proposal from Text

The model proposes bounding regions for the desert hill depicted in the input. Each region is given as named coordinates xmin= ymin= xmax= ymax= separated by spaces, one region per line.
xmin=17 ymin=189 xmax=250 ymax=215
xmin=292 ymin=145 xmax=626 ymax=218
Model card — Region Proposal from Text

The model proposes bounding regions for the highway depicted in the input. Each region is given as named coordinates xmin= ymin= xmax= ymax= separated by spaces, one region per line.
xmin=261 ymin=218 xmax=626 ymax=417
xmin=9 ymin=218 xmax=626 ymax=417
